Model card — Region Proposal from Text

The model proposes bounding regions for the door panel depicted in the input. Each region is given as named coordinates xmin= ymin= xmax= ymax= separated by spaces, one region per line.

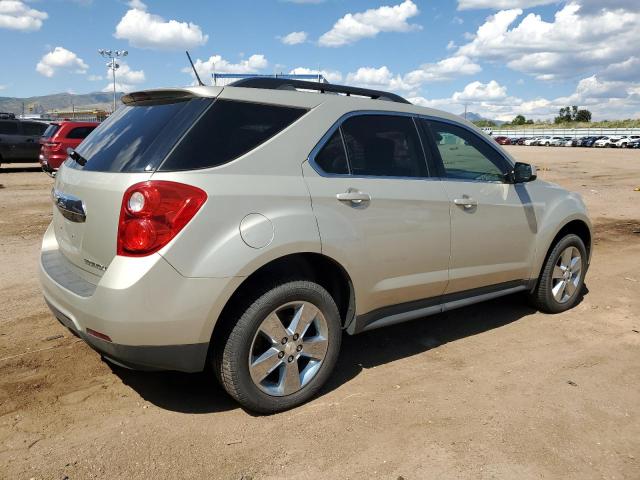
xmin=303 ymin=162 xmax=451 ymax=315
xmin=442 ymin=180 xmax=536 ymax=292
xmin=423 ymin=119 xmax=537 ymax=293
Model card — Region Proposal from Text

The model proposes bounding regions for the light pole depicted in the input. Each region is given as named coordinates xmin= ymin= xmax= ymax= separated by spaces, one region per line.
xmin=98 ymin=49 xmax=128 ymax=112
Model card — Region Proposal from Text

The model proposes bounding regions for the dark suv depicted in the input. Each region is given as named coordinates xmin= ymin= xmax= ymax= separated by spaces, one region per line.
xmin=0 ymin=115 xmax=49 ymax=167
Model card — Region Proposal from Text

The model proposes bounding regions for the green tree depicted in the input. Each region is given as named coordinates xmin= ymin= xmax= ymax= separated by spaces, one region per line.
xmin=575 ymin=109 xmax=592 ymax=122
xmin=511 ymin=114 xmax=526 ymax=125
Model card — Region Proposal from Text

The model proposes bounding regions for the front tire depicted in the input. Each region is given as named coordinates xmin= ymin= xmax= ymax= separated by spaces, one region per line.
xmin=215 ymin=280 xmax=342 ymax=414
xmin=530 ymin=234 xmax=587 ymax=313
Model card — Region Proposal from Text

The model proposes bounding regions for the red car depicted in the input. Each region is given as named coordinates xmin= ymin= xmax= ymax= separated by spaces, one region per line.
xmin=40 ymin=121 xmax=99 ymax=172
xmin=494 ymin=136 xmax=511 ymax=145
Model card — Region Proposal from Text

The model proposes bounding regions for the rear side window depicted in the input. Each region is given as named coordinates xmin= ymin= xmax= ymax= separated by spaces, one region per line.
xmin=66 ymin=126 xmax=96 ymax=139
xmin=314 ymin=129 xmax=349 ymax=175
xmin=42 ymin=124 xmax=60 ymax=139
xmin=159 ymin=100 xmax=307 ymax=171
xmin=0 ymin=121 xmax=18 ymax=135
xmin=341 ymin=115 xmax=427 ymax=178
xmin=74 ymin=98 xmax=212 ymax=172
xmin=22 ymin=122 xmax=48 ymax=136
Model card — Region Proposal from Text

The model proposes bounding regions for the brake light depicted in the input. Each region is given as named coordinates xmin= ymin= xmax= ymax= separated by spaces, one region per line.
xmin=117 ymin=181 xmax=207 ymax=257
xmin=44 ymin=142 xmax=61 ymax=149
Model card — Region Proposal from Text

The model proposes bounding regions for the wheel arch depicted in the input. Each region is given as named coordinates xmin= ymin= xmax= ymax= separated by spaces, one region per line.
xmin=534 ymin=217 xmax=592 ymax=288
xmin=209 ymin=252 xmax=356 ymax=354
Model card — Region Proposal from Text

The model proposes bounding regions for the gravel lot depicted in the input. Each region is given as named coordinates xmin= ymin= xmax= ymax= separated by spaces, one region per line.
xmin=1 ymin=146 xmax=639 ymax=479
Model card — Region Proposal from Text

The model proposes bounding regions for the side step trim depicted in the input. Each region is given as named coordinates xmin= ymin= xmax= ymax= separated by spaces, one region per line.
xmin=355 ymin=280 xmax=529 ymax=334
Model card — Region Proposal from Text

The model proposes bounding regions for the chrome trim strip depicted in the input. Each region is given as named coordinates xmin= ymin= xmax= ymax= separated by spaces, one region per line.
xmin=52 ymin=188 xmax=86 ymax=223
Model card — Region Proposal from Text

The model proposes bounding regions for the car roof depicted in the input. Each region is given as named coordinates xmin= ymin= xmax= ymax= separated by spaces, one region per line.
xmin=123 ymin=83 xmax=479 ymax=132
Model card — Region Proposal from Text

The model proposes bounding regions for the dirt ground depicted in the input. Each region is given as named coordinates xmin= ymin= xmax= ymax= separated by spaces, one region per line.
xmin=1 ymin=146 xmax=639 ymax=479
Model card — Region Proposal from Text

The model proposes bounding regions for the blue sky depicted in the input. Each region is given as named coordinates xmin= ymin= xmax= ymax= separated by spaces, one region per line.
xmin=0 ymin=0 xmax=638 ymax=120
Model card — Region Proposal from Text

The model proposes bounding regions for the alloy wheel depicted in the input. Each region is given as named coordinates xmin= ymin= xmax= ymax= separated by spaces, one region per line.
xmin=551 ymin=246 xmax=582 ymax=304
xmin=249 ymin=301 xmax=329 ymax=396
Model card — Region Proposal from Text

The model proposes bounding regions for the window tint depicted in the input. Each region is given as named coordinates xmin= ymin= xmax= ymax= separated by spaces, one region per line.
xmin=66 ymin=126 xmax=96 ymax=139
xmin=0 ymin=121 xmax=18 ymax=135
xmin=341 ymin=115 xmax=427 ymax=178
xmin=425 ymin=120 xmax=508 ymax=182
xmin=75 ymin=98 xmax=212 ymax=172
xmin=160 ymin=100 xmax=307 ymax=171
xmin=42 ymin=124 xmax=60 ymax=139
xmin=314 ymin=129 xmax=349 ymax=174
xmin=22 ymin=122 xmax=48 ymax=136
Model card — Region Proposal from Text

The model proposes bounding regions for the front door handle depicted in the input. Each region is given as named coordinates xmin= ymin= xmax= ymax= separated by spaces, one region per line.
xmin=453 ymin=197 xmax=478 ymax=209
xmin=336 ymin=190 xmax=371 ymax=205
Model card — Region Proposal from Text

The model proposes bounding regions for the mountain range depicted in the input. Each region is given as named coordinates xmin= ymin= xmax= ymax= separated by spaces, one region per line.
xmin=0 ymin=92 xmax=123 ymax=115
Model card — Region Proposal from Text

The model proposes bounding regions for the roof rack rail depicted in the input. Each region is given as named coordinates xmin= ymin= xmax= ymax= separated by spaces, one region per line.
xmin=229 ymin=77 xmax=411 ymax=104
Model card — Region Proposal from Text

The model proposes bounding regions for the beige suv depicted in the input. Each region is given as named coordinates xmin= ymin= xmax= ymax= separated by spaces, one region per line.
xmin=40 ymin=78 xmax=591 ymax=413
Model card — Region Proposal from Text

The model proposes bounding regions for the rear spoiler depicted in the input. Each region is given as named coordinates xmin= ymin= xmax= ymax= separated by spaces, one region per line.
xmin=121 ymin=87 xmax=221 ymax=107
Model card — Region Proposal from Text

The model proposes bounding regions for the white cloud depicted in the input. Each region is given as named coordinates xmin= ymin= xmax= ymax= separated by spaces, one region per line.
xmin=404 ymin=55 xmax=481 ymax=84
xmin=280 ymin=31 xmax=308 ymax=45
xmin=36 ymin=47 xmax=88 ymax=77
xmin=457 ymin=0 xmax=555 ymax=10
xmin=319 ymin=0 xmax=420 ymax=47
xmin=88 ymin=74 xmax=103 ymax=81
xmin=0 ymin=84 xmax=6 ymax=91
xmin=114 ymin=5 xmax=208 ymax=50
xmin=452 ymin=80 xmax=508 ymax=102
xmin=183 ymin=54 xmax=268 ymax=83
xmin=127 ymin=0 xmax=146 ymax=8
xmin=101 ymin=62 xmax=144 ymax=93
xmin=346 ymin=66 xmax=413 ymax=92
xmin=0 ymin=0 xmax=47 ymax=31
xmin=456 ymin=4 xmax=640 ymax=80
xmin=289 ymin=67 xmax=343 ymax=83
xmin=410 ymin=76 xmax=640 ymax=122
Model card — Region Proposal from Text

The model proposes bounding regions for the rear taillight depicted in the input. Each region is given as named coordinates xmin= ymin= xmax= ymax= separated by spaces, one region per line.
xmin=44 ymin=142 xmax=61 ymax=149
xmin=117 ymin=181 xmax=207 ymax=257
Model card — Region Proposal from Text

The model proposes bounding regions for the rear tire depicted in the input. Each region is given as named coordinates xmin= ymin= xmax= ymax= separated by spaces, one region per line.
xmin=530 ymin=234 xmax=587 ymax=313
xmin=215 ymin=280 xmax=342 ymax=414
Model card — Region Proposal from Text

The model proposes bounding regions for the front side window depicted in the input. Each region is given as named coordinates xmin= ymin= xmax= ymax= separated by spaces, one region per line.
xmin=341 ymin=115 xmax=427 ymax=178
xmin=424 ymin=120 xmax=508 ymax=182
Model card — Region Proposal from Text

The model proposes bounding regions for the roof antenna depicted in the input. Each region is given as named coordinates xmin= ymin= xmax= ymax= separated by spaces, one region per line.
xmin=185 ymin=51 xmax=204 ymax=86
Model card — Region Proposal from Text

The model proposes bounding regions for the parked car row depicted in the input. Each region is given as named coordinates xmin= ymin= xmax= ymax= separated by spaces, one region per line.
xmin=493 ymin=135 xmax=640 ymax=148
xmin=0 ymin=115 xmax=98 ymax=172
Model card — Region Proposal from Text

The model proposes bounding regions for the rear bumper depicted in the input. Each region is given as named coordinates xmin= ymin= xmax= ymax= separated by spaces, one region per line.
xmin=46 ymin=299 xmax=208 ymax=371
xmin=39 ymin=224 xmax=243 ymax=372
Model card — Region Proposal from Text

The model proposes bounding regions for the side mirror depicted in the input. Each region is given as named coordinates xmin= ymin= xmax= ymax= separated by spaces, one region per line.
xmin=510 ymin=162 xmax=537 ymax=183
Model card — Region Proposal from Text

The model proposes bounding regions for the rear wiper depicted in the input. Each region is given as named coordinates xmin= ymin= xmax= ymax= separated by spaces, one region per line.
xmin=67 ymin=148 xmax=87 ymax=166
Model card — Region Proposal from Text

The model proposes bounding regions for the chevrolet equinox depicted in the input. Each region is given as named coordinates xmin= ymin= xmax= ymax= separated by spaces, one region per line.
xmin=40 ymin=78 xmax=592 ymax=413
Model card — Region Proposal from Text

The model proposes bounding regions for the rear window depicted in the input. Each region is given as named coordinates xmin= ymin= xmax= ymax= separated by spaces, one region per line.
xmin=22 ymin=122 xmax=48 ymax=136
xmin=72 ymin=98 xmax=306 ymax=172
xmin=158 ymin=100 xmax=307 ymax=171
xmin=0 ymin=121 xmax=18 ymax=135
xmin=73 ymin=98 xmax=212 ymax=172
xmin=42 ymin=124 xmax=60 ymax=139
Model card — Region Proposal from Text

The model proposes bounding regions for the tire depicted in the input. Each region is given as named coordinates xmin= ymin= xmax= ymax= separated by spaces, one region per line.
xmin=530 ymin=234 xmax=587 ymax=313
xmin=215 ymin=280 xmax=342 ymax=414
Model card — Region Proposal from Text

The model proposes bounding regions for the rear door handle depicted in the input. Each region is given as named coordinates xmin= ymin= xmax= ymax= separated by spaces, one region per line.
xmin=336 ymin=191 xmax=371 ymax=205
xmin=453 ymin=197 xmax=478 ymax=209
